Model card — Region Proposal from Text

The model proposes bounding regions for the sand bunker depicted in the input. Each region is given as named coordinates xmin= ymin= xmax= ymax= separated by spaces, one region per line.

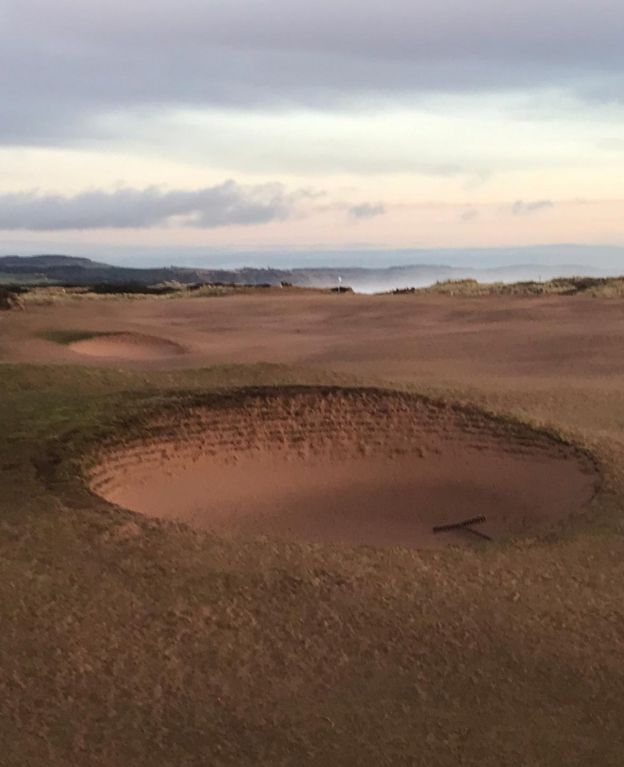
xmin=89 ymin=388 xmax=597 ymax=549
xmin=69 ymin=332 xmax=185 ymax=360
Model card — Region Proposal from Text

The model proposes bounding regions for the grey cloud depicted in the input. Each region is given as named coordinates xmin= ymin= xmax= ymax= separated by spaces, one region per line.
xmin=348 ymin=203 xmax=385 ymax=220
xmin=3 ymin=0 xmax=624 ymax=145
xmin=0 ymin=181 xmax=309 ymax=231
xmin=460 ymin=208 xmax=479 ymax=222
xmin=511 ymin=200 xmax=555 ymax=216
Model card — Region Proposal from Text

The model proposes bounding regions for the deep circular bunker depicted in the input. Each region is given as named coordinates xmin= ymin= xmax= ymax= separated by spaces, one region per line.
xmin=89 ymin=388 xmax=597 ymax=548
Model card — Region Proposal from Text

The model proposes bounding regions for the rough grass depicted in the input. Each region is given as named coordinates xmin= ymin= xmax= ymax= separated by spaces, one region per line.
xmin=0 ymin=285 xmax=25 ymax=309
xmin=16 ymin=282 xmax=321 ymax=306
xmin=38 ymin=329 xmax=119 ymax=345
xmin=2 ymin=363 xmax=624 ymax=766
xmin=393 ymin=276 xmax=624 ymax=297
xmin=9 ymin=276 xmax=624 ymax=305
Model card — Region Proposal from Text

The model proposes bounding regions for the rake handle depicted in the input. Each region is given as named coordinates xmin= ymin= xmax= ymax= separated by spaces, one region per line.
xmin=432 ymin=515 xmax=487 ymax=534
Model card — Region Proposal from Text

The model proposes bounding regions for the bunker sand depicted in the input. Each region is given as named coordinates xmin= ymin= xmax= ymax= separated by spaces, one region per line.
xmin=90 ymin=389 xmax=597 ymax=548
xmin=68 ymin=331 xmax=185 ymax=360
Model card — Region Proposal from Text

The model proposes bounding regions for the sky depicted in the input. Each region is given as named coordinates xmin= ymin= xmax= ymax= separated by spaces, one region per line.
xmin=3 ymin=0 xmax=624 ymax=265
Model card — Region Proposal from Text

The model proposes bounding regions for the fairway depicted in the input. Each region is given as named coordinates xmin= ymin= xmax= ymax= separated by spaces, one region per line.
xmin=2 ymin=289 xmax=624 ymax=766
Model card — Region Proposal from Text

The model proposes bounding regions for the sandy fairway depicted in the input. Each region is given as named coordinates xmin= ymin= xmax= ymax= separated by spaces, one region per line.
xmin=90 ymin=388 xmax=597 ymax=548
xmin=3 ymin=293 xmax=624 ymax=387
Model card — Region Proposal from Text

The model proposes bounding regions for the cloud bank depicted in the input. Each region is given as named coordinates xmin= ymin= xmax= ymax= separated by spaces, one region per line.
xmin=511 ymin=200 xmax=555 ymax=216
xmin=348 ymin=203 xmax=386 ymax=220
xmin=3 ymin=0 xmax=624 ymax=145
xmin=0 ymin=182 xmax=311 ymax=231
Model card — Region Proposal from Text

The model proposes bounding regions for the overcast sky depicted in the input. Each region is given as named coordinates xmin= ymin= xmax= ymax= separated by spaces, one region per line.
xmin=3 ymin=0 xmax=624 ymax=262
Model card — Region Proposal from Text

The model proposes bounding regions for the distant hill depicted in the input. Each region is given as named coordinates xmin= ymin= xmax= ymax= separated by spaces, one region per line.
xmin=0 ymin=255 xmax=105 ymax=269
xmin=0 ymin=254 xmax=612 ymax=293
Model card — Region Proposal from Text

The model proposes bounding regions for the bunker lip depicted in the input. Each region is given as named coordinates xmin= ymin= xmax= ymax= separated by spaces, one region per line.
xmin=69 ymin=331 xmax=186 ymax=360
xmin=87 ymin=387 xmax=599 ymax=550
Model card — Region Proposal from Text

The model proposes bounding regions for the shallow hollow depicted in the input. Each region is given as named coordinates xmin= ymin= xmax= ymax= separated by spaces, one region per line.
xmin=69 ymin=332 xmax=185 ymax=360
xmin=89 ymin=388 xmax=598 ymax=549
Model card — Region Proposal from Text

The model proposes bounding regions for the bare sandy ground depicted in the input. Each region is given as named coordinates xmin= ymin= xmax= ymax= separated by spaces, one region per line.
xmin=90 ymin=389 xmax=596 ymax=548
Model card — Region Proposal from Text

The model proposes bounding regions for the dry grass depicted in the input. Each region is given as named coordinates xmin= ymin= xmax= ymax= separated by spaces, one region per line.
xmin=6 ymin=277 xmax=624 ymax=313
xmin=38 ymin=329 xmax=118 ymax=345
xmin=15 ymin=282 xmax=323 ymax=307
xmin=2 ymin=360 xmax=624 ymax=766
xmin=393 ymin=276 xmax=624 ymax=297
xmin=0 ymin=285 xmax=25 ymax=310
